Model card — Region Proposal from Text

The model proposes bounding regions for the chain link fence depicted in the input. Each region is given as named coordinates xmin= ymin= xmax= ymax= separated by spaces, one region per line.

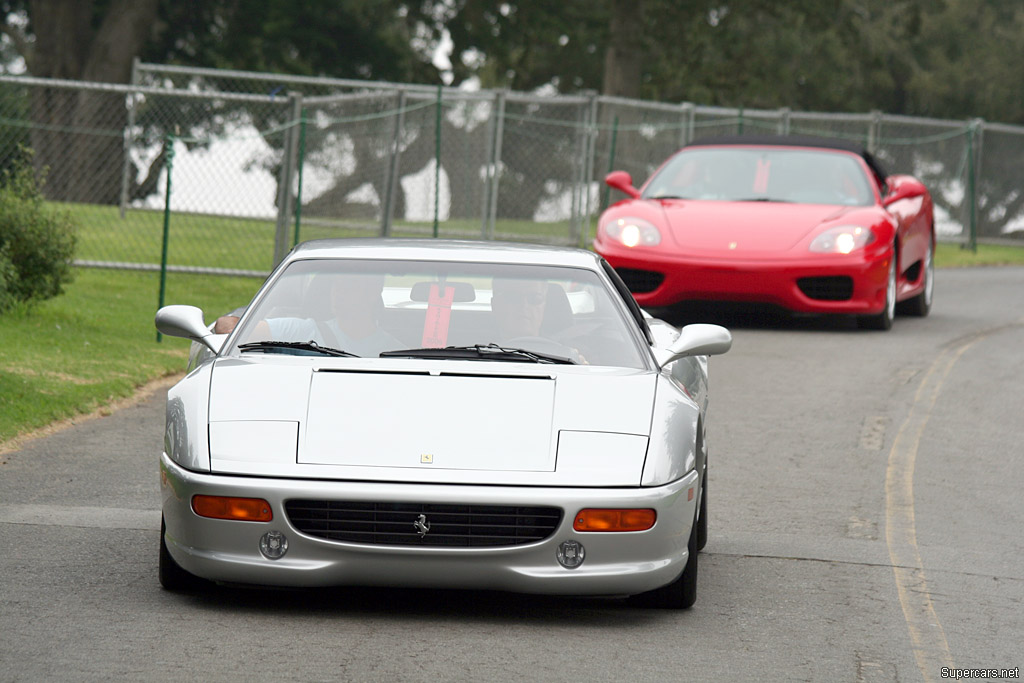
xmin=2 ymin=62 xmax=1022 ymax=283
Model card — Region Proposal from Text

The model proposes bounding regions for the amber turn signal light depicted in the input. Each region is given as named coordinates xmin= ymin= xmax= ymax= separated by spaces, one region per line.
xmin=573 ymin=508 xmax=656 ymax=532
xmin=192 ymin=495 xmax=273 ymax=522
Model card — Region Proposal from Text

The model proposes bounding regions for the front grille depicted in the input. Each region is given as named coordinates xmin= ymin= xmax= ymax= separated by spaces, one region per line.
xmin=615 ymin=267 xmax=665 ymax=294
xmin=284 ymin=500 xmax=563 ymax=547
xmin=797 ymin=276 xmax=854 ymax=301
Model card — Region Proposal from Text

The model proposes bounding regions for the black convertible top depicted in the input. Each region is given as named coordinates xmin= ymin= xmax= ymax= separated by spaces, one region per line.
xmin=685 ymin=134 xmax=889 ymax=180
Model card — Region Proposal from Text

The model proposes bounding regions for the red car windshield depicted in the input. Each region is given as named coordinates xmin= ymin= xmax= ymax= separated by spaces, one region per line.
xmin=643 ymin=147 xmax=874 ymax=206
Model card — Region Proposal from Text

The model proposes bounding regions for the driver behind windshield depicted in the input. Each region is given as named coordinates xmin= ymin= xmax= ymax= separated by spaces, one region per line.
xmin=218 ymin=273 xmax=402 ymax=358
xmin=490 ymin=277 xmax=549 ymax=341
xmin=490 ymin=277 xmax=589 ymax=363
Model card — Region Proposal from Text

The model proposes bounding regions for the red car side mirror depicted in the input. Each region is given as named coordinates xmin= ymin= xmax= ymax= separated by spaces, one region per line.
xmin=605 ymin=170 xmax=641 ymax=199
xmin=883 ymin=176 xmax=927 ymax=207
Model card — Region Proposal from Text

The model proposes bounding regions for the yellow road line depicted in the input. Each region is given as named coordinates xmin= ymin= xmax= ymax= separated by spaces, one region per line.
xmin=884 ymin=339 xmax=976 ymax=681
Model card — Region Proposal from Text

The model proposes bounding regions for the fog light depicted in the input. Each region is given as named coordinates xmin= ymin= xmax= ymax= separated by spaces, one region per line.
xmin=259 ymin=530 xmax=289 ymax=560
xmin=556 ymin=540 xmax=585 ymax=569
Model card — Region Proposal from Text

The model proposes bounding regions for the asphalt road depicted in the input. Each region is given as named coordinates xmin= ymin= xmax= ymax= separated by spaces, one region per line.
xmin=1 ymin=266 xmax=1022 ymax=683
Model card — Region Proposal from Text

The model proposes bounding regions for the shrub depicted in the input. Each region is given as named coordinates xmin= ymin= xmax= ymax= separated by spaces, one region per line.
xmin=0 ymin=242 xmax=17 ymax=312
xmin=0 ymin=152 xmax=78 ymax=313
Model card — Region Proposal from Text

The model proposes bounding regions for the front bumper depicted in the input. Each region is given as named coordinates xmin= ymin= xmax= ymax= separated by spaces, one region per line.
xmin=160 ymin=453 xmax=699 ymax=596
xmin=599 ymin=244 xmax=891 ymax=314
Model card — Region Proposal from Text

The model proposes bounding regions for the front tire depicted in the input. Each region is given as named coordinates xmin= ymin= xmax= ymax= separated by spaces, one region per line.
xmin=858 ymin=254 xmax=896 ymax=330
xmin=159 ymin=516 xmax=208 ymax=592
xmin=899 ymin=236 xmax=933 ymax=317
xmin=629 ymin=509 xmax=699 ymax=609
xmin=696 ymin=470 xmax=708 ymax=552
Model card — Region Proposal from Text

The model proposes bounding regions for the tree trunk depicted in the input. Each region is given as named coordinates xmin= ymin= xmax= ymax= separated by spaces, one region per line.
xmin=27 ymin=0 xmax=160 ymax=203
xmin=602 ymin=0 xmax=646 ymax=98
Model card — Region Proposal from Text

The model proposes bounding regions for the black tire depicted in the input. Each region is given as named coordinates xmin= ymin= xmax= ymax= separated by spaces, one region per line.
xmin=696 ymin=471 xmax=708 ymax=552
xmin=629 ymin=509 xmax=699 ymax=609
xmin=899 ymin=236 xmax=934 ymax=317
xmin=857 ymin=255 xmax=896 ymax=330
xmin=159 ymin=516 xmax=208 ymax=592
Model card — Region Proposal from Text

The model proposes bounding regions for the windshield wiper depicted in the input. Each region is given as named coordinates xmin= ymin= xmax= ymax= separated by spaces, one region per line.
xmin=238 ymin=340 xmax=358 ymax=357
xmin=733 ymin=196 xmax=791 ymax=203
xmin=380 ymin=343 xmax=576 ymax=365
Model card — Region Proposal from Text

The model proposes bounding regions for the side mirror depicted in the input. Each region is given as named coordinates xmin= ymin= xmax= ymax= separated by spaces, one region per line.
xmin=882 ymin=176 xmax=927 ymax=207
xmin=605 ymin=170 xmax=641 ymax=199
xmin=654 ymin=324 xmax=732 ymax=368
xmin=155 ymin=305 xmax=225 ymax=354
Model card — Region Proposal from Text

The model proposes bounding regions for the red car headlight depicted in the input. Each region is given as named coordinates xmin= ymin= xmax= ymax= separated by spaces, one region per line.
xmin=603 ymin=216 xmax=662 ymax=247
xmin=809 ymin=225 xmax=876 ymax=254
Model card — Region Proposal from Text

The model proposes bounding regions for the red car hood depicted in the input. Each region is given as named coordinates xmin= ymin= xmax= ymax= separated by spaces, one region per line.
xmin=660 ymin=200 xmax=853 ymax=256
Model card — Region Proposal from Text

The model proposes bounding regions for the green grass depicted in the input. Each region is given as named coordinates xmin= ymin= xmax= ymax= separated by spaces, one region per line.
xmin=935 ymin=241 xmax=1024 ymax=267
xmin=0 ymin=267 xmax=261 ymax=445
xmin=71 ymin=204 xmax=283 ymax=272
xmin=70 ymin=204 xmax=580 ymax=273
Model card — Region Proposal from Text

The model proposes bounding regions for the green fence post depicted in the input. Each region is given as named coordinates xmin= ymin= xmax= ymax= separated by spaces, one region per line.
xmin=778 ymin=107 xmax=791 ymax=135
xmin=293 ymin=110 xmax=306 ymax=247
xmin=867 ymin=111 xmax=882 ymax=155
xmin=601 ymin=115 xmax=620 ymax=212
xmin=965 ymin=120 xmax=979 ymax=252
xmin=581 ymin=92 xmax=600 ymax=248
xmin=680 ymin=102 xmax=695 ymax=147
xmin=484 ymin=90 xmax=508 ymax=240
xmin=433 ymin=84 xmax=442 ymax=238
xmin=382 ymin=89 xmax=407 ymax=237
xmin=274 ymin=92 xmax=302 ymax=266
xmin=156 ymin=132 xmax=175 ymax=343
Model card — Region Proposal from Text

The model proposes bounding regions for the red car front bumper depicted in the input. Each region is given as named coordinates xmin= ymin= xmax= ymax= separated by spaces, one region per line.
xmin=597 ymin=242 xmax=892 ymax=315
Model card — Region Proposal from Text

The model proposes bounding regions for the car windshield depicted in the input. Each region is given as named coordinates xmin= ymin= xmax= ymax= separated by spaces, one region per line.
xmin=228 ymin=259 xmax=648 ymax=369
xmin=642 ymin=147 xmax=874 ymax=206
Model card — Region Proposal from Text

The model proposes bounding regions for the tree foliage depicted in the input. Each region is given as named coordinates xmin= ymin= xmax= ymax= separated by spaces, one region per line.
xmin=442 ymin=1 xmax=608 ymax=92
xmin=1 ymin=1 xmax=441 ymax=83
xmin=3 ymin=0 xmax=1022 ymax=123
xmin=141 ymin=0 xmax=441 ymax=84
xmin=0 ymin=0 xmax=443 ymax=205
xmin=907 ymin=0 xmax=1024 ymax=122
xmin=1 ymin=0 xmax=1021 ymax=236
xmin=439 ymin=0 xmax=1024 ymax=124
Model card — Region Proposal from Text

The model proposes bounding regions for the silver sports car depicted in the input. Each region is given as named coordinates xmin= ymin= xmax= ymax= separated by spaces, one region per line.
xmin=155 ymin=239 xmax=731 ymax=608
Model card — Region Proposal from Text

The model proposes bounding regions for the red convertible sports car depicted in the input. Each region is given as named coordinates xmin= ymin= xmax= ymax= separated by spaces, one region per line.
xmin=594 ymin=135 xmax=935 ymax=329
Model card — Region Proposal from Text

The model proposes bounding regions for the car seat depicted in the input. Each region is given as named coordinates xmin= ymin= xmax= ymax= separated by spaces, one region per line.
xmin=540 ymin=283 xmax=573 ymax=336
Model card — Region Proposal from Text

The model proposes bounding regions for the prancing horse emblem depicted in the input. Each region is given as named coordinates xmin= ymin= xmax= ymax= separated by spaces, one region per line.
xmin=413 ymin=514 xmax=430 ymax=538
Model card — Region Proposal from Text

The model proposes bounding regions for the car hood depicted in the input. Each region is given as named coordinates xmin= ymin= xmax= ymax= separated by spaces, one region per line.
xmin=659 ymin=200 xmax=854 ymax=255
xmin=204 ymin=357 xmax=659 ymax=486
